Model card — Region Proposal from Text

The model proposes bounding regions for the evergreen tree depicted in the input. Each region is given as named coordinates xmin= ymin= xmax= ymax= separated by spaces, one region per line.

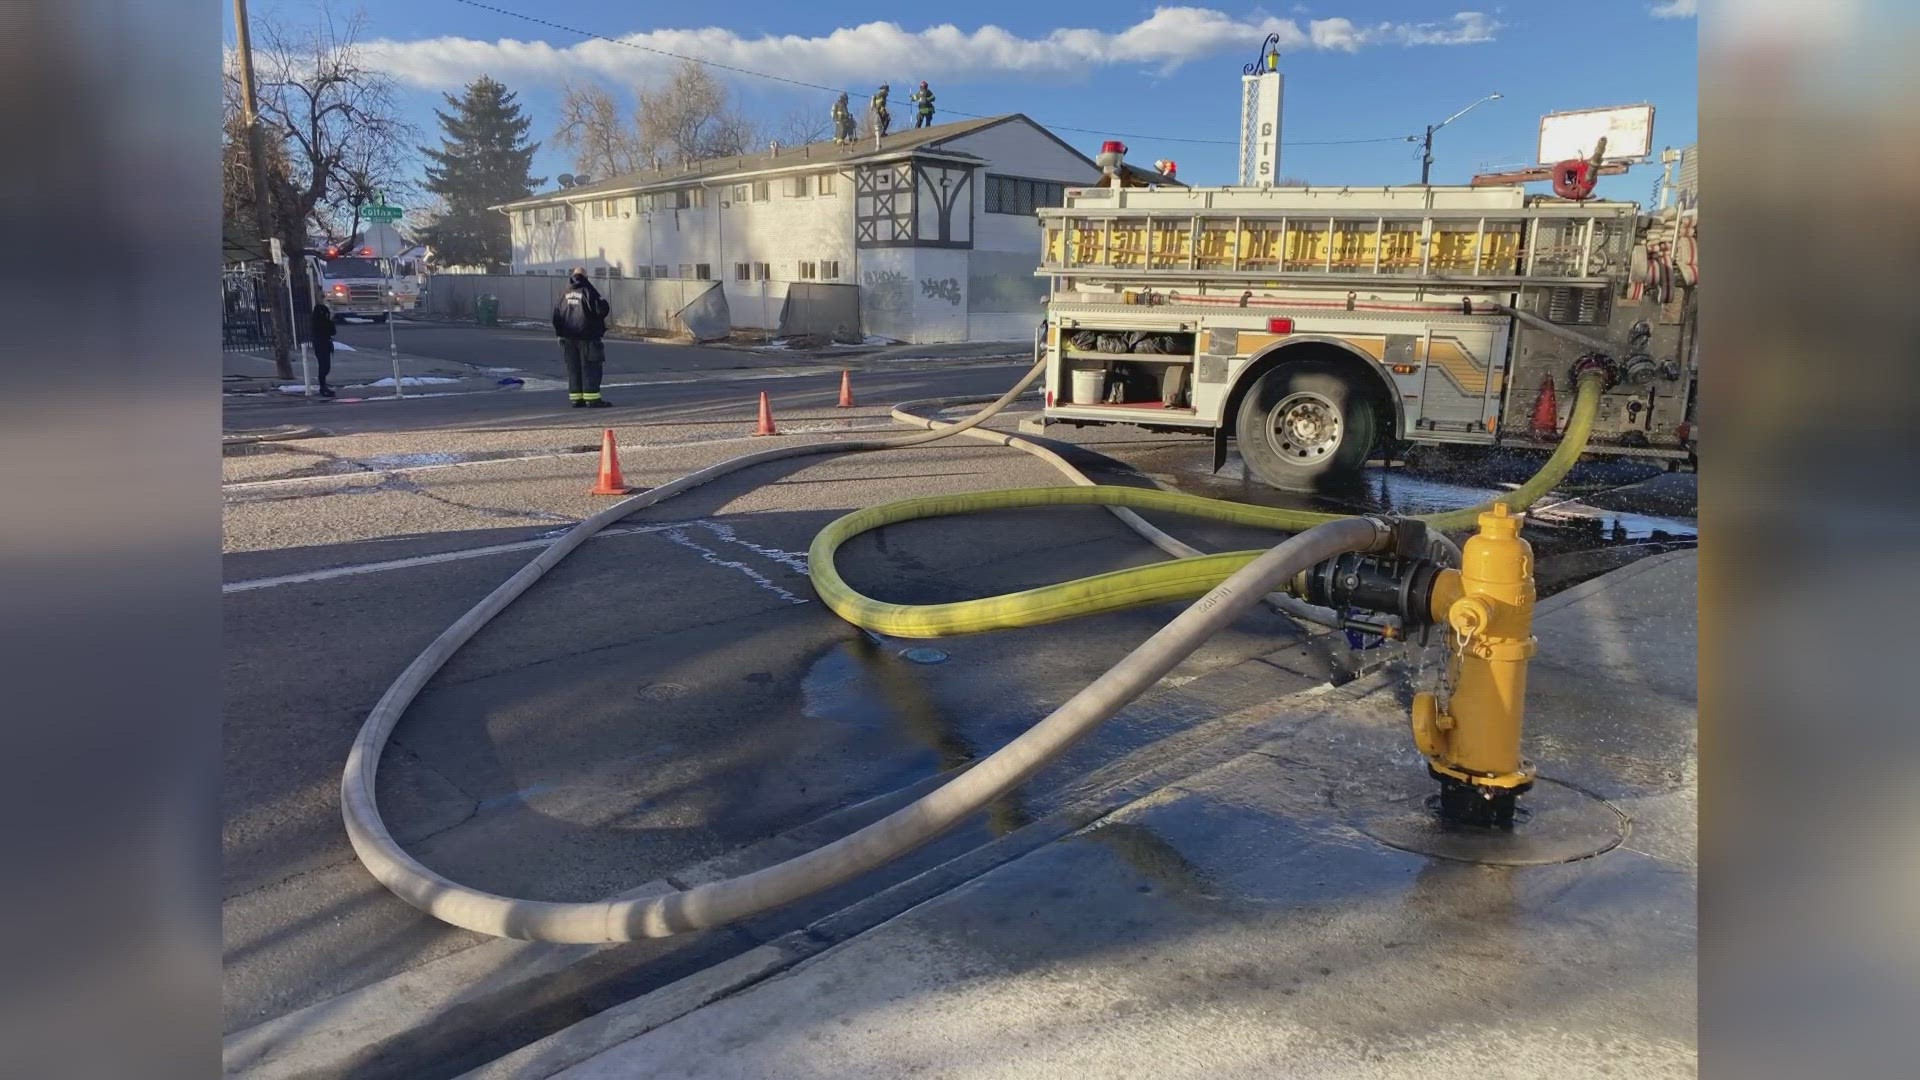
xmin=417 ymin=76 xmax=542 ymax=271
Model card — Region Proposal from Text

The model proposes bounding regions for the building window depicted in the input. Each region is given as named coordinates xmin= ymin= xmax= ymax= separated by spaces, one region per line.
xmin=816 ymin=172 xmax=836 ymax=196
xmin=592 ymin=266 xmax=607 ymax=278
xmin=590 ymin=201 xmax=604 ymax=219
xmin=654 ymin=264 xmax=668 ymax=278
xmin=819 ymin=260 xmax=840 ymax=280
xmin=732 ymin=184 xmax=749 ymax=204
xmin=637 ymin=265 xmax=652 ymax=279
xmin=754 ymin=262 xmax=769 ymax=280
xmin=695 ymin=263 xmax=711 ymax=280
xmin=636 ymin=193 xmax=652 ymax=212
xmin=735 ymin=262 xmax=751 ymax=281
xmin=984 ymin=175 xmax=1066 ymax=216
xmin=797 ymin=261 xmax=817 ymax=281
xmin=788 ymin=175 xmax=811 ymax=198
xmin=564 ymin=203 xmax=578 ymax=222
xmin=752 ymin=181 xmax=769 ymax=202
xmin=608 ymin=265 xmax=622 ymax=278
xmin=519 ymin=209 xmax=532 ymax=227
xmin=678 ymin=263 xmax=692 ymax=278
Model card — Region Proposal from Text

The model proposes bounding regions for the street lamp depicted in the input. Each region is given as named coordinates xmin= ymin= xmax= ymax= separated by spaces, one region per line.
xmin=1419 ymin=92 xmax=1503 ymax=185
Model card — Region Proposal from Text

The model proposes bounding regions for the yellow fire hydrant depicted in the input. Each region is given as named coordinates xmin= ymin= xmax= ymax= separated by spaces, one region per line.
xmin=1412 ymin=503 xmax=1538 ymax=827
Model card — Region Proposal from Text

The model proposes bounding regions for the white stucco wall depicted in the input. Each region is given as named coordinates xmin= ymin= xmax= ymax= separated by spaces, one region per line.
xmin=506 ymin=118 xmax=1098 ymax=342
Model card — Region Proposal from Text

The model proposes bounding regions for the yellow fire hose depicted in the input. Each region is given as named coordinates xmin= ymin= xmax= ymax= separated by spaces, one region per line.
xmin=810 ymin=369 xmax=1605 ymax=638
xmin=342 ymin=360 xmax=1604 ymax=941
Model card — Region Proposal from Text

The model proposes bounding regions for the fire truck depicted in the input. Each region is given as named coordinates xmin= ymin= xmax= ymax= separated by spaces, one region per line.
xmin=1033 ymin=162 xmax=1699 ymax=491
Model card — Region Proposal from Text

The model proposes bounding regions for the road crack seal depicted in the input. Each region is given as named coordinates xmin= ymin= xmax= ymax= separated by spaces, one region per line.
xmin=660 ymin=526 xmax=809 ymax=605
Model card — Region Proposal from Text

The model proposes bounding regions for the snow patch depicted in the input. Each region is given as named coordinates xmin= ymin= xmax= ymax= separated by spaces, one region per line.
xmin=356 ymin=376 xmax=462 ymax=388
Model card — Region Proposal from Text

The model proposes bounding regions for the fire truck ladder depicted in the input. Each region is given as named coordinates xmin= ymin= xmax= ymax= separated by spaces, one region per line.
xmin=1037 ymin=202 xmax=1635 ymax=291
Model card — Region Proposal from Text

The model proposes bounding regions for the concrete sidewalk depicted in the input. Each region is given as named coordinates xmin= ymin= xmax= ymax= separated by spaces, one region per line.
xmin=487 ymin=550 xmax=1698 ymax=1079
xmin=223 ymin=347 xmax=512 ymax=399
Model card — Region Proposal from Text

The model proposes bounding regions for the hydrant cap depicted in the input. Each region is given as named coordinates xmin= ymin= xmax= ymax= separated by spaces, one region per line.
xmin=1478 ymin=502 xmax=1522 ymax=538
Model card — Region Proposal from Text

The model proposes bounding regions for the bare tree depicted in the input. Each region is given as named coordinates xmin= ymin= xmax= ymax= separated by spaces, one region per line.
xmin=553 ymin=81 xmax=642 ymax=178
xmin=244 ymin=5 xmax=417 ymax=249
xmin=637 ymin=60 xmax=758 ymax=166
xmin=773 ymin=105 xmax=831 ymax=149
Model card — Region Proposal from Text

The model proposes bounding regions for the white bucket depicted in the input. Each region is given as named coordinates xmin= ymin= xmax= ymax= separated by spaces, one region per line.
xmin=1070 ymin=366 xmax=1107 ymax=405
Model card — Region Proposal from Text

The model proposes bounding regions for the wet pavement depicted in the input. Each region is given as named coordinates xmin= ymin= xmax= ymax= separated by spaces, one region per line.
xmin=222 ymin=364 xmax=1696 ymax=1077
xmin=526 ymin=551 xmax=1698 ymax=1080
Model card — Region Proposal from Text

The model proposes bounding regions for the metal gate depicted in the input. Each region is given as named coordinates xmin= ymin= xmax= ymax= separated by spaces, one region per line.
xmin=222 ymin=268 xmax=291 ymax=353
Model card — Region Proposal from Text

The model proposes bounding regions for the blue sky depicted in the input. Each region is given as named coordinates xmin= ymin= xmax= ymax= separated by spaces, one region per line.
xmin=235 ymin=2 xmax=1696 ymax=201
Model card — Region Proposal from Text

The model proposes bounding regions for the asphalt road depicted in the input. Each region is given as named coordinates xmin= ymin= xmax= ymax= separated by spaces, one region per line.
xmin=221 ymin=324 xmax=1697 ymax=1076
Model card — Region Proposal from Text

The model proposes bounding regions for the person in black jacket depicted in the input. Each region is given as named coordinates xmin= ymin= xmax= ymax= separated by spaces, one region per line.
xmin=552 ymin=268 xmax=612 ymax=407
xmin=309 ymin=301 xmax=337 ymax=398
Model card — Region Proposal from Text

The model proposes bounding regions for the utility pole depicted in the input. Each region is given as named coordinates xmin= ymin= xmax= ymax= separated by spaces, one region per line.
xmin=1417 ymin=93 xmax=1502 ymax=187
xmin=233 ymin=0 xmax=293 ymax=379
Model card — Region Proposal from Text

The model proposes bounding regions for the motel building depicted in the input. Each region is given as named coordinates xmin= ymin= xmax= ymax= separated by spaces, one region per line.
xmin=494 ymin=115 xmax=1174 ymax=344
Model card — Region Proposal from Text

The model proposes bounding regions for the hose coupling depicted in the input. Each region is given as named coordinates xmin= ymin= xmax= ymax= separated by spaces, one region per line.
xmin=1292 ymin=518 xmax=1446 ymax=640
xmin=1571 ymin=352 xmax=1618 ymax=390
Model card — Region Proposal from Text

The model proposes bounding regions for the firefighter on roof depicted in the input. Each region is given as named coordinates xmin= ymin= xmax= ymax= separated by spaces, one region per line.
xmin=911 ymin=82 xmax=935 ymax=129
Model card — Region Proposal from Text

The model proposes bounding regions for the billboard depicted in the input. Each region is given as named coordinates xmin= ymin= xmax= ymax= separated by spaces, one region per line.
xmin=1538 ymin=104 xmax=1655 ymax=164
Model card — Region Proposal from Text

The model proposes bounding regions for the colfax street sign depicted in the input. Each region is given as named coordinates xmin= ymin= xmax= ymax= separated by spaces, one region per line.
xmin=361 ymin=204 xmax=402 ymax=223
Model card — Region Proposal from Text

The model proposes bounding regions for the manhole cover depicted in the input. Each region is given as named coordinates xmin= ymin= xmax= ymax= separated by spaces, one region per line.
xmin=636 ymin=682 xmax=688 ymax=702
xmin=1337 ymin=775 xmax=1627 ymax=866
xmin=899 ymin=647 xmax=948 ymax=664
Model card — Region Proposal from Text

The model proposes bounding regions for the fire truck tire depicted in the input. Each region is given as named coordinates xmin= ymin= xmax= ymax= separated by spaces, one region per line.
xmin=369 ymin=313 xmax=389 ymax=324
xmin=1234 ymin=361 xmax=1377 ymax=490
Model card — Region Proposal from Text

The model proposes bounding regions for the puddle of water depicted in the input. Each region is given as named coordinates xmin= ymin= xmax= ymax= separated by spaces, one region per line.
xmin=801 ymin=641 xmax=972 ymax=761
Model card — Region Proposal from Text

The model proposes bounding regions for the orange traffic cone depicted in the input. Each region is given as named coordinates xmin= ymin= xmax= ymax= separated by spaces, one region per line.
xmin=1529 ymin=375 xmax=1559 ymax=438
xmin=753 ymin=391 xmax=778 ymax=436
xmin=837 ymin=369 xmax=856 ymax=408
xmin=590 ymin=428 xmax=631 ymax=495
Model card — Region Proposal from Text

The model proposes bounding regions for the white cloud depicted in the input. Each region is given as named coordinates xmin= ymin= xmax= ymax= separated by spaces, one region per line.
xmin=363 ymin=9 xmax=1500 ymax=88
xmin=1649 ymin=0 xmax=1697 ymax=16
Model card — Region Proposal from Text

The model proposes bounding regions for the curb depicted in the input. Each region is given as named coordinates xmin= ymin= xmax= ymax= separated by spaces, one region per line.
xmin=222 ymin=628 xmax=1352 ymax=1080
xmin=458 ymin=671 xmax=1351 ymax=1080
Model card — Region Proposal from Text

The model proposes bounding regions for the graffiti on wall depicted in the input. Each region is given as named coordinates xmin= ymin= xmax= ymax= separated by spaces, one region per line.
xmin=863 ymin=268 xmax=911 ymax=317
xmin=920 ymin=277 xmax=962 ymax=305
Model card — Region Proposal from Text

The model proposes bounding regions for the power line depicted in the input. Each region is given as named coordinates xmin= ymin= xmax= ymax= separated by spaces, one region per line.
xmin=443 ymin=0 xmax=1419 ymax=151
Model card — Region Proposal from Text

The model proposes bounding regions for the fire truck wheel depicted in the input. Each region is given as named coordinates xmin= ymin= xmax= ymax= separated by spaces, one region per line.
xmin=369 ymin=313 xmax=389 ymax=324
xmin=1235 ymin=360 xmax=1378 ymax=491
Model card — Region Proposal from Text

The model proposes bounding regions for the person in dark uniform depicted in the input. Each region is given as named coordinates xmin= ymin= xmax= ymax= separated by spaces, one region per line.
xmin=309 ymin=301 xmax=336 ymax=397
xmin=553 ymin=268 xmax=612 ymax=407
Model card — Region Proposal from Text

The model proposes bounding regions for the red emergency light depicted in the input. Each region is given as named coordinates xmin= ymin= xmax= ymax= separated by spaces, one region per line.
xmin=325 ymin=246 xmax=339 ymax=257
xmin=359 ymin=247 xmax=373 ymax=256
xmin=1266 ymin=318 xmax=1294 ymax=334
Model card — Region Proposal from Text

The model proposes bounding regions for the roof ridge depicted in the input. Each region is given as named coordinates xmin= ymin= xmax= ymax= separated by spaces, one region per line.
xmin=499 ymin=114 xmax=1019 ymax=208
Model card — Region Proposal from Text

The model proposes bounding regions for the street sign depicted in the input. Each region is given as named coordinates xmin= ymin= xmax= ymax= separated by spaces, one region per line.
xmin=362 ymin=204 xmax=403 ymax=223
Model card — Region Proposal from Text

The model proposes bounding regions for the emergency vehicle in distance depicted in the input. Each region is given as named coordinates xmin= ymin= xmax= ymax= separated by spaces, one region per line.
xmin=303 ymin=240 xmax=422 ymax=321
xmin=1031 ymin=142 xmax=1698 ymax=492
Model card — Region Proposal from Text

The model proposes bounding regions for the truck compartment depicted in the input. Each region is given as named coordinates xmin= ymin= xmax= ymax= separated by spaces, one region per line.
xmin=1058 ymin=329 xmax=1196 ymax=410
